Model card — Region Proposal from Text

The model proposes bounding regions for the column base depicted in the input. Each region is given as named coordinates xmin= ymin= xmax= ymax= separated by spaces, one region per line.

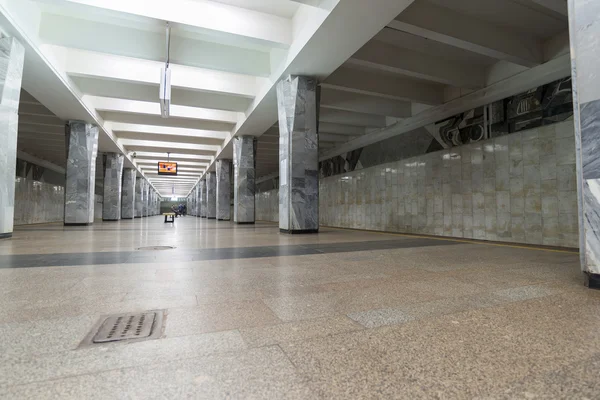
xmin=102 ymin=219 xmax=120 ymax=222
xmin=584 ymin=272 xmax=600 ymax=290
xmin=64 ymin=222 xmax=92 ymax=226
xmin=201 ymin=216 xmax=207 ymax=219
xmin=218 ymin=218 xmax=231 ymax=221
xmin=121 ymin=217 xmax=134 ymax=220
xmin=135 ymin=216 xmax=142 ymax=219
xmin=207 ymin=217 xmax=216 ymax=220
xmin=236 ymin=221 xmax=255 ymax=225
xmin=0 ymin=232 xmax=13 ymax=239
xmin=280 ymin=229 xmax=319 ymax=234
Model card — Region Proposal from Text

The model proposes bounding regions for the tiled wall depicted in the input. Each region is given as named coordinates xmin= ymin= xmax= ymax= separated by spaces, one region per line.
xmin=13 ymin=178 xmax=64 ymax=225
xmin=255 ymin=121 xmax=579 ymax=248
xmin=320 ymin=121 xmax=578 ymax=247
xmin=256 ymin=189 xmax=278 ymax=222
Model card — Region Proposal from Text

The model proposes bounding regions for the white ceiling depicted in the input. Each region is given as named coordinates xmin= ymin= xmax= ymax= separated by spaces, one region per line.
xmin=3 ymin=0 xmax=570 ymax=197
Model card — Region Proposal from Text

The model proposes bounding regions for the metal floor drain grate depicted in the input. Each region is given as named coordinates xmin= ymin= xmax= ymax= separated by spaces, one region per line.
xmin=79 ymin=310 xmax=165 ymax=348
xmin=137 ymin=245 xmax=176 ymax=251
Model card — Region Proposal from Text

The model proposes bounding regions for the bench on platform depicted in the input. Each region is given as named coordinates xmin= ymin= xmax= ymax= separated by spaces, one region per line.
xmin=163 ymin=213 xmax=175 ymax=223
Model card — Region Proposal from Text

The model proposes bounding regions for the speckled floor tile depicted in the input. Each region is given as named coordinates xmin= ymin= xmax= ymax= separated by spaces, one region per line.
xmin=240 ymin=315 xmax=363 ymax=347
xmin=165 ymin=301 xmax=281 ymax=337
xmin=0 ymin=219 xmax=591 ymax=397
xmin=0 ymin=346 xmax=315 ymax=400
xmin=0 ymin=315 xmax=96 ymax=357
xmin=0 ymin=330 xmax=246 ymax=387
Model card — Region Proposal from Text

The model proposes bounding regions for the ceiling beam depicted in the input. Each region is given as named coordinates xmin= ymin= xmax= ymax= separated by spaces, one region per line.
xmin=320 ymin=54 xmax=571 ymax=161
xmin=42 ymin=0 xmax=292 ymax=47
xmin=45 ymin=45 xmax=259 ymax=98
xmin=115 ymin=131 xmax=224 ymax=146
xmin=320 ymin=87 xmax=412 ymax=118
xmin=119 ymin=139 xmax=219 ymax=153
xmin=348 ymin=40 xmax=486 ymax=89
xmin=106 ymin=123 xmax=228 ymax=141
xmin=38 ymin=13 xmax=272 ymax=77
xmin=288 ymin=0 xmax=322 ymax=6
xmin=86 ymin=97 xmax=242 ymax=124
xmin=323 ymin=66 xmax=445 ymax=105
xmin=71 ymin=76 xmax=252 ymax=112
xmin=100 ymin=112 xmax=234 ymax=132
xmin=319 ymin=122 xmax=366 ymax=136
xmin=136 ymin=159 xmax=209 ymax=167
xmin=390 ymin=2 xmax=543 ymax=67
xmin=319 ymin=108 xmax=387 ymax=128
xmin=132 ymin=152 xmax=212 ymax=160
xmin=510 ymin=0 xmax=568 ymax=18
xmin=320 ymin=133 xmax=353 ymax=143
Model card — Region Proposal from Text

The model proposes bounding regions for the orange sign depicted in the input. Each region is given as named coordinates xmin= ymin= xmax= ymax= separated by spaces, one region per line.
xmin=158 ymin=162 xmax=178 ymax=175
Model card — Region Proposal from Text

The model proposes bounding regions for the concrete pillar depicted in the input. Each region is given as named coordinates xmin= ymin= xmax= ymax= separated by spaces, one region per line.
xmin=121 ymin=168 xmax=136 ymax=219
xmin=64 ymin=122 xmax=99 ymax=226
xmin=195 ymin=184 xmax=201 ymax=217
xmin=206 ymin=171 xmax=217 ymax=219
xmin=569 ymin=0 xmax=600 ymax=287
xmin=0 ymin=37 xmax=24 ymax=238
xmin=276 ymin=75 xmax=319 ymax=234
xmin=149 ymin=190 xmax=155 ymax=216
xmin=216 ymin=159 xmax=231 ymax=221
xmin=134 ymin=176 xmax=144 ymax=218
xmin=233 ymin=136 xmax=256 ymax=224
xmin=102 ymin=153 xmax=124 ymax=221
xmin=200 ymin=178 xmax=207 ymax=218
xmin=143 ymin=181 xmax=150 ymax=217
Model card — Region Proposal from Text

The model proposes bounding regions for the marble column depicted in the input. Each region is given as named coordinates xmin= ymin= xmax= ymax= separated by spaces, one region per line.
xmin=569 ymin=0 xmax=600 ymax=287
xmin=143 ymin=181 xmax=150 ymax=217
xmin=216 ymin=159 xmax=231 ymax=221
xmin=102 ymin=153 xmax=124 ymax=221
xmin=206 ymin=172 xmax=217 ymax=219
xmin=276 ymin=75 xmax=319 ymax=234
xmin=233 ymin=136 xmax=256 ymax=224
xmin=64 ymin=122 xmax=99 ymax=226
xmin=195 ymin=184 xmax=201 ymax=217
xmin=121 ymin=168 xmax=136 ymax=219
xmin=200 ymin=178 xmax=207 ymax=218
xmin=0 ymin=37 xmax=24 ymax=238
xmin=149 ymin=190 xmax=155 ymax=216
xmin=134 ymin=176 xmax=144 ymax=218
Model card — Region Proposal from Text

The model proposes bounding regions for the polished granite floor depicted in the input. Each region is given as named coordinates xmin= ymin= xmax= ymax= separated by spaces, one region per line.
xmin=0 ymin=217 xmax=598 ymax=399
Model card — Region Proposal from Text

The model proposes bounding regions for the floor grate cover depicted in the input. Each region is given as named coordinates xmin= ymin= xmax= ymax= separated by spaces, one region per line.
xmin=79 ymin=310 xmax=165 ymax=348
xmin=137 ymin=246 xmax=176 ymax=251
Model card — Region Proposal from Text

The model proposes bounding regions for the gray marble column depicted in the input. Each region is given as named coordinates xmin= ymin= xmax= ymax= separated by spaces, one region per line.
xmin=0 ymin=37 xmax=24 ymax=238
xmin=149 ymin=190 xmax=155 ymax=216
xmin=206 ymin=172 xmax=217 ymax=219
xmin=569 ymin=0 xmax=600 ymax=286
xmin=102 ymin=153 xmax=124 ymax=221
xmin=200 ymin=178 xmax=207 ymax=218
xmin=276 ymin=75 xmax=319 ymax=234
xmin=135 ymin=176 xmax=144 ymax=218
xmin=121 ymin=168 xmax=136 ymax=219
xmin=143 ymin=181 xmax=150 ymax=217
xmin=64 ymin=122 xmax=99 ymax=226
xmin=233 ymin=136 xmax=256 ymax=224
xmin=195 ymin=184 xmax=201 ymax=217
xmin=216 ymin=159 xmax=231 ymax=221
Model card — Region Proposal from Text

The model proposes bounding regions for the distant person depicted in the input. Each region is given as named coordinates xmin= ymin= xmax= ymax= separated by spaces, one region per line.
xmin=178 ymin=203 xmax=185 ymax=216
xmin=171 ymin=204 xmax=180 ymax=217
